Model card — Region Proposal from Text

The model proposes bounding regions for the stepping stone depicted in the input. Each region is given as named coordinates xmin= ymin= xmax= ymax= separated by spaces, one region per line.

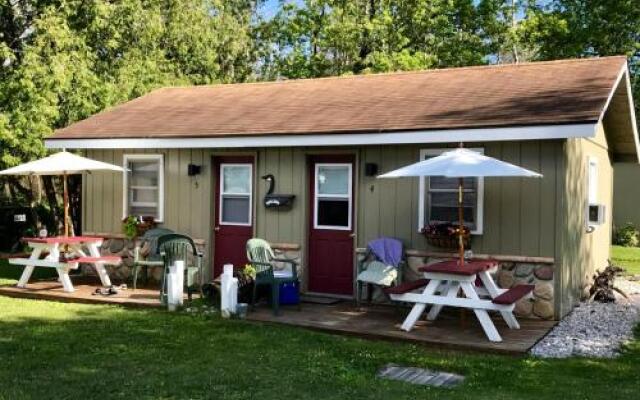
xmin=377 ymin=364 xmax=464 ymax=388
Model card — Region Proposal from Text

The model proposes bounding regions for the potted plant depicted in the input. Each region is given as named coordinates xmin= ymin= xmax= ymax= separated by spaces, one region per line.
xmin=237 ymin=264 xmax=256 ymax=304
xmin=423 ymin=222 xmax=470 ymax=249
xmin=122 ymin=215 xmax=158 ymax=239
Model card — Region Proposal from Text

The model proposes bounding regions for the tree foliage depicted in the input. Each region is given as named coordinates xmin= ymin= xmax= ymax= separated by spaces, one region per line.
xmin=255 ymin=0 xmax=639 ymax=127
xmin=0 ymin=0 xmax=257 ymax=170
xmin=0 ymin=0 xmax=638 ymax=189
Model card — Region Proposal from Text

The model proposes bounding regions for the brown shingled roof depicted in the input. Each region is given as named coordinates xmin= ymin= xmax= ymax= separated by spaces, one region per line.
xmin=50 ymin=56 xmax=627 ymax=140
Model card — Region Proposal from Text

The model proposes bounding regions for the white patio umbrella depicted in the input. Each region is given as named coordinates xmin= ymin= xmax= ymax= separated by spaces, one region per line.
xmin=378 ymin=147 xmax=542 ymax=267
xmin=0 ymin=151 xmax=125 ymax=237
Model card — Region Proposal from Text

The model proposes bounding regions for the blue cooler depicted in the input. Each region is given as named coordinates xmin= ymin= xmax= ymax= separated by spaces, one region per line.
xmin=279 ymin=281 xmax=300 ymax=305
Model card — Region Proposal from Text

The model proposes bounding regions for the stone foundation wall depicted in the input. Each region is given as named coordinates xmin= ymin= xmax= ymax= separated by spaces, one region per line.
xmin=82 ymin=235 xmax=205 ymax=284
xmin=357 ymin=249 xmax=555 ymax=320
xmin=271 ymin=244 xmax=303 ymax=282
xmin=82 ymin=236 xmax=299 ymax=285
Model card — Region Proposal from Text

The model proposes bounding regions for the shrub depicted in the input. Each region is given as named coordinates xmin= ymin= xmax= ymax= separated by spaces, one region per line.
xmin=613 ymin=223 xmax=639 ymax=247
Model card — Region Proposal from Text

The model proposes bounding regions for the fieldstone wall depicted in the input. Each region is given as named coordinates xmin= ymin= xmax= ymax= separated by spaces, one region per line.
xmin=82 ymin=237 xmax=299 ymax=285
xmin=358 ymin=249 xmax=555 ymax=320
xmin=81 ymin=235 xmax=205 ymax=284
xmin=271 ymin=244 xmax=303 ymax=282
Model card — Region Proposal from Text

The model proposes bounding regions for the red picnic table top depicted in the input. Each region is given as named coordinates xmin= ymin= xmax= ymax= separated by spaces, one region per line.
xmin=21 ymin=236 xmax=104 ymax=245
xmin=418 ymin=259 xmax=498 ymax=276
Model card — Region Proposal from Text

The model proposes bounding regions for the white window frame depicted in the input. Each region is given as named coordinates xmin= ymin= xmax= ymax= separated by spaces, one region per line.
xmin=314 ymin=163 xmax=353 ymax=231
xmin=586 ymin=156 xmax=603 ymax=228
xmin=123 ymin=154 xmax=164 ymax=222
xmin=219 ymin=163 xmax=253 ymax=226
xmin=418 ymin=148 xmax=484 ymax=235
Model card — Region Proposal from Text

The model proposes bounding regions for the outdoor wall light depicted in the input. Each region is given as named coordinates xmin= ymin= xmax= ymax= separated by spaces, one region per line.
xmin=187 ymin=164 xmax=202 ymax=176
xmin=365 ymin=163 xmax=379 ymax=176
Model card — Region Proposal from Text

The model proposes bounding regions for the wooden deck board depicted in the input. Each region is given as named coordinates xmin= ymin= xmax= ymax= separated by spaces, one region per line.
xmin=0 ymin=279 xmax=555 ymax=354
xmin=247 ymin=302 xmax=556 ymax=354
xmin=0 ymin=278 xmax=163 ymax=308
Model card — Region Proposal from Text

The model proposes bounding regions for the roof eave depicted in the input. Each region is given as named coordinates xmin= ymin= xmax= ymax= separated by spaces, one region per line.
xmin=599 ymin=62 xmax=640 ymax=163
xmin=45 ymin=123 xmax=597 ymax=150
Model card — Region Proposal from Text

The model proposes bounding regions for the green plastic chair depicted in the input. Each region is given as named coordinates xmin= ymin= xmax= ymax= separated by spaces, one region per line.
xmin=246 ymin=238 xmax=299 ymax=316
xmin=132 ymin=228 xmax=174 ymax=290
xmin=158 ymin=233 xmax=203 ymax=304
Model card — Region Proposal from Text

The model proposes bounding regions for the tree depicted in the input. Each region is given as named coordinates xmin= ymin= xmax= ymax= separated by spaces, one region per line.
xmin=0 ymin=0 xmax=259 ymax=233
xmin=519 ymin=0 xmax=640 ymax=121
xmin=256 ymin=0 xmax=490 ymax=79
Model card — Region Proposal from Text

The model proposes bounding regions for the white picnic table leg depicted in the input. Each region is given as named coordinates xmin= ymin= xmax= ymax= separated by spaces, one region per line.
xmin=16 ymin=246 xmax=45 ymax=288
xmin=56 ymin=267 xmax=75 ymax=293
xmin=478 ymin=271 xmax=520 ymax=329
xmin=426 ymin=281 xmax=461 ymax=321
xmin=42 ymin=243 xmax=74 ymax=293
xmin=87 ymin=242 xmax=111 ymax=287
xmin=400 ymin=279 xmax=441 ymax=332
xmin=459 ymin=281 xmax=502 ymax=342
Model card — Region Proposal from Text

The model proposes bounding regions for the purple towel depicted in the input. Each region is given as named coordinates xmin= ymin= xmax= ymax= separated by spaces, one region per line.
xmin=368 ymin=237 xmax=403 ymax=267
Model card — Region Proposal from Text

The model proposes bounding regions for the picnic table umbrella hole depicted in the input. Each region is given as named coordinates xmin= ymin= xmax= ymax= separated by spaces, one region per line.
xmin=378 ymin=146 xmax=542 ymax=266
xmin=0 ymin=151 xmax=126 ymax=237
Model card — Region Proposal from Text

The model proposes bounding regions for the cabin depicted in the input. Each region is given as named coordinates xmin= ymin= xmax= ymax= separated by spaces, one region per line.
xmin=45 ymin=56 xmax=639 ymax=319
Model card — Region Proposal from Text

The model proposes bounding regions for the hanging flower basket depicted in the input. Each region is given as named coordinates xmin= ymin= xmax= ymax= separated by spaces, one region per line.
xmin=423 ymin=223 xmax=470 ymax=249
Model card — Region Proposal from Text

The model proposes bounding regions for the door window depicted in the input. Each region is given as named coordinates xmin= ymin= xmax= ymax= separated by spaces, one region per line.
xmin=314 ymin=164 xmax=352 ymax=230
xmin=220 ymin=164 xmax=252 ymax=225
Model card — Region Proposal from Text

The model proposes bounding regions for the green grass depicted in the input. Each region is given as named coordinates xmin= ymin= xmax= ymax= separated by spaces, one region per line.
xmin=0 ymin=296 xmax=638 ymax=399
xmin=611 ymin=245 xmax=640 ymax=276
xmin=0 ymin=258 xmax=57 ymax=285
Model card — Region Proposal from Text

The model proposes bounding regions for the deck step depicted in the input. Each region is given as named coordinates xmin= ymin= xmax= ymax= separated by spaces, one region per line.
xmin=383 ymin=279 xmax=430 ymax=295
xmin=492 ymin=284 xmax=534 ymax=305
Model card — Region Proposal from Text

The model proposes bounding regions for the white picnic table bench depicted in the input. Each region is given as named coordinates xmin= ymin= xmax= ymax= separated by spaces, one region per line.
xmin=385 ymin=260 xmax=534 ymax=342
xmin=8 ymin=236 xmax=121 ymax=293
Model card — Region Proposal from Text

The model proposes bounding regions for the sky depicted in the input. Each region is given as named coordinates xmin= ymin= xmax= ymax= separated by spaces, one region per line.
xmin=259 ymin=0 xmax=304 ymax=19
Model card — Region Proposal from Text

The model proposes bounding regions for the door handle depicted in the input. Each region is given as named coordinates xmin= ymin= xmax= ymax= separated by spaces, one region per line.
xmin=214 ymin=226 xmax=220 ymax=231
xmin=349 ymin=233 xmax=356 ymax=238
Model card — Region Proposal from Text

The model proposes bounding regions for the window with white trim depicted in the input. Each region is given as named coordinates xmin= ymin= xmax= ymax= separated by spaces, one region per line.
xmin=314 ymin=163 xmax=352 ymax=230
xmin=587 ymin=157 xmax=598 ymax=206
xmin=418 ymin=148 xmax=484 ymax=234
xmin=586 ymin=157 xmax=604 ymax=226
xmin=219 ymin=164 xmax=252 ymax=226
xmin=123 ymin=154 xmax=164 ymax=221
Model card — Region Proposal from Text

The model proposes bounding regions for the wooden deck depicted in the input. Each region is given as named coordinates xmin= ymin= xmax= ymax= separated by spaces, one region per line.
xmin=248 ymin=302 xmax=556 ymax=354
xmin=0 ymin=279 xmax=555 ymax=354
xmin=0 ymin=277 xmax=164 ymax=308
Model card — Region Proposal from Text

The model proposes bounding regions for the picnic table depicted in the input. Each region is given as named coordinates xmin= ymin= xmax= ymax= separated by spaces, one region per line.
xmin=8 ymin=236 xmax=121 ymax=293
xmin=386 ymin=260 xmax=534 ymax=342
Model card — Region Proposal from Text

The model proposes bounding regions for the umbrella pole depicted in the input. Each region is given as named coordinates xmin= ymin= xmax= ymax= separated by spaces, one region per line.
xmin=458 ymin=177 xmax=464 ymax=267
xmin=63 ymin=172 xmax=69 ymax=237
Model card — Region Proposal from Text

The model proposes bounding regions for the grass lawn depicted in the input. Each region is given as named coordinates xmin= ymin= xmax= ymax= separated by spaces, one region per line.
xmin=0 ymin=296 xmax=638 ymax=399
xmin=611 ymin=245 xmax=640 ymax=276
xmin=0 ymin=258 xmax=57 ymax=285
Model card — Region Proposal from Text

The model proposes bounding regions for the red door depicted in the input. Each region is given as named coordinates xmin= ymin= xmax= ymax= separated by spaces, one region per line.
xmin=213 ymin=156 xmax=254 ymax=277
xmin=307 ymin=155 xmax=355 ymax=295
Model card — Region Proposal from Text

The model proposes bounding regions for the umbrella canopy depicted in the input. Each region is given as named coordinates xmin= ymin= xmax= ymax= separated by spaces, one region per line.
xmin=378 ymin=147 xmax=542 ymax=266
xmin=378 ymin=148 xmax=542 ymax=178
xmin=0 ymin=151 xmax=124 ymax=176
xmin=0 ymin=151 xmax=125 ymax=237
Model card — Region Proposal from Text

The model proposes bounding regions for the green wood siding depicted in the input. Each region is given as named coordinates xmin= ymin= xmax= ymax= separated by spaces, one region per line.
xmin=84 ymin=141 xmax=564 ymax=273
xmin=613 ymin=162 xmax=640 ymax=228
xmin=357 ymin=141 xmax=561 ymax=258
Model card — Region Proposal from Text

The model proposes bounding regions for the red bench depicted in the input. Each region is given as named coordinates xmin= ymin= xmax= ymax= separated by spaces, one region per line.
xmin=72 ymin=256 xmax=122 ymax=266
xmin=492 ymin=284 xmax=535 ymax=305
xmin=383 ymin=279 xmax=430 ymax=295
